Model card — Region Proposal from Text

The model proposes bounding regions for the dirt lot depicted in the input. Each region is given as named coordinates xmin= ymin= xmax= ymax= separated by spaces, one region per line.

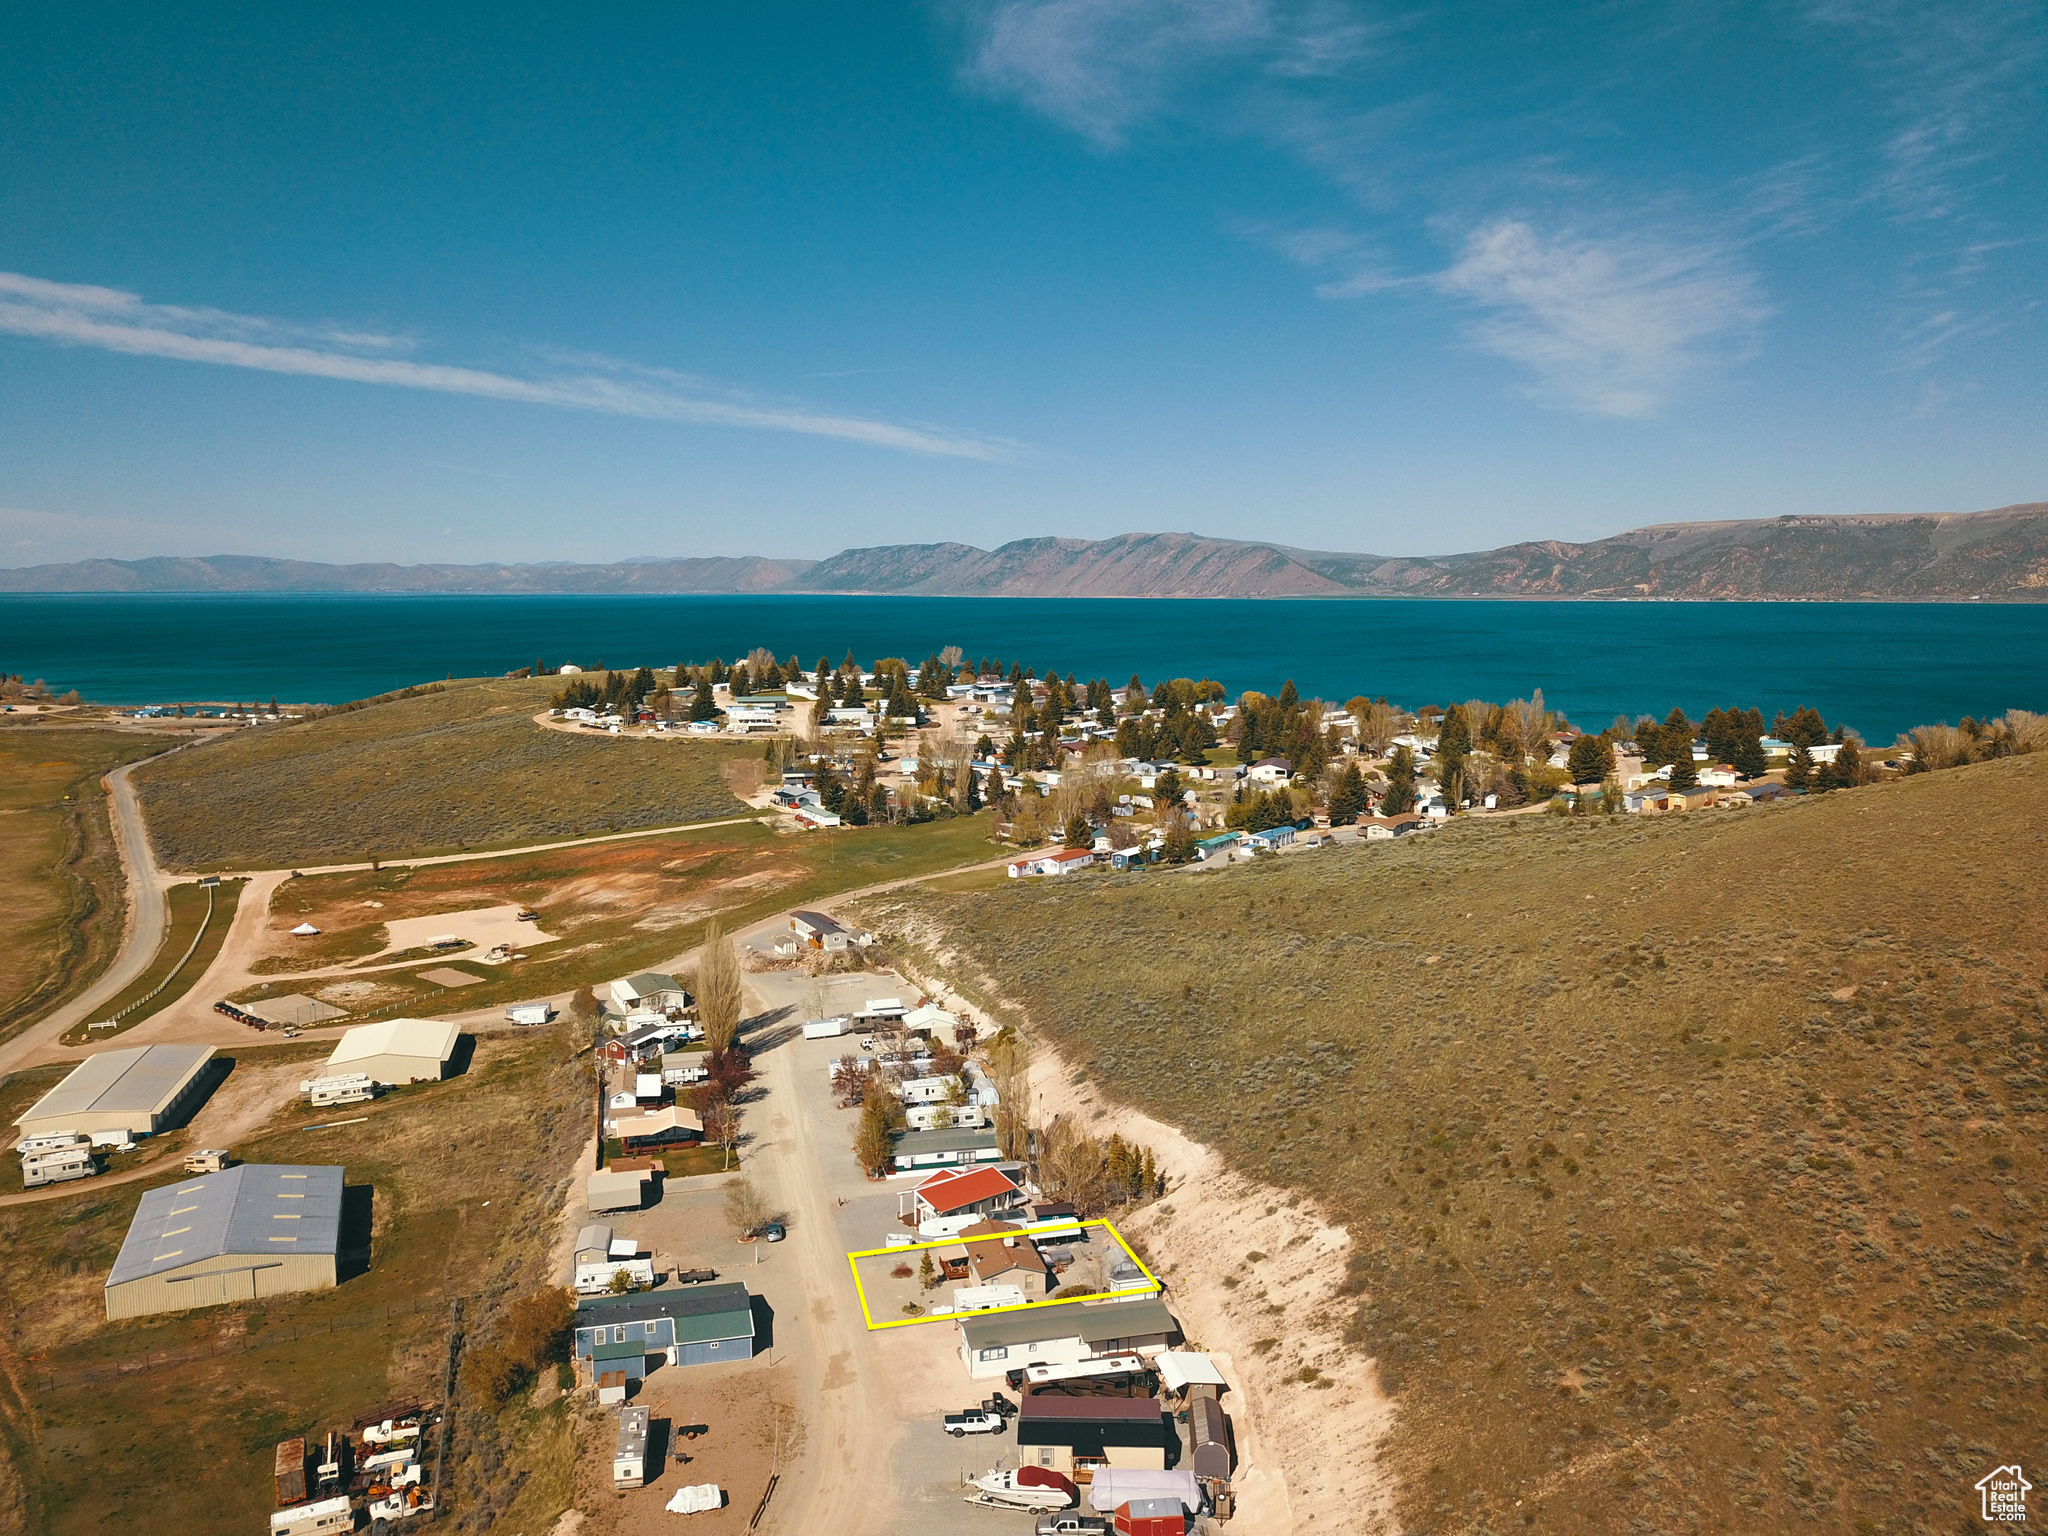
xmin=571 ymin=1363 xmax=799 ymax=1536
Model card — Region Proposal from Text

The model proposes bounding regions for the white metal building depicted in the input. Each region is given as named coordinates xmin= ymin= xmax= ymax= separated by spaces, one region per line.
xmin=324 ymin=1019 xmax=462 ymax=1085
xmin=13 ymin=1044 xmax=216 ymax=1143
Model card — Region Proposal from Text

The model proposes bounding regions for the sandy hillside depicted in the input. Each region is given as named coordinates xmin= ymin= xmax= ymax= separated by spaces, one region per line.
xmin=887 ymin=931 xmax=1397 ymax=1535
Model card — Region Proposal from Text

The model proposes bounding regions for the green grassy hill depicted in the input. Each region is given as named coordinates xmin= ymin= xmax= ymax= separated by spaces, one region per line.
xmin=131 ymin=677 xmax=753 ymax=869
xmin=862 ymin=758 xmax=2048 ymax=1534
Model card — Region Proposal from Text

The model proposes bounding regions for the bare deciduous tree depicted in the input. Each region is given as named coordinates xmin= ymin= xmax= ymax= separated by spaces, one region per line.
xmin=724 ymin=1176 xmax=771 ymax=1235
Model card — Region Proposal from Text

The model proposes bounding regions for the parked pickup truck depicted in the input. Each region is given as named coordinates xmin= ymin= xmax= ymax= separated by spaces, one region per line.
xmin=1035 ymin=1517 xmax=1111 ymax=1536
xmin=943 ymin=1407 xmax=1006 ymax=1437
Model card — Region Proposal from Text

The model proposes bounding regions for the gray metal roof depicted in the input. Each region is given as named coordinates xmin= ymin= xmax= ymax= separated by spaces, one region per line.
xmin=16 ymin=1044 xmax=213 ymax=1126
xmin=106 ymin=1165 xmax=343 ymax=1289
xmin=890 ymin=1126 xmax=1001 ymax=1156
xmin=575 ymin=1282 xmax=755 ymax=1344
xmin=959 ymin=1297 xmax=1180 ymax=1352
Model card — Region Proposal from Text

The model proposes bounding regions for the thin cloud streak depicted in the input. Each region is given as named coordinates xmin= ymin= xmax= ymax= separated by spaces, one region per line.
xmin=0 ymin=273 xmax=1008 ymax=461
xmin=1434 ymin=221 xmax=1770 ymax=418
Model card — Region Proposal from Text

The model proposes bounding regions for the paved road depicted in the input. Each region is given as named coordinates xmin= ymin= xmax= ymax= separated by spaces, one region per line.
xmin=0 ymin=753 xmax=185 ymax=1079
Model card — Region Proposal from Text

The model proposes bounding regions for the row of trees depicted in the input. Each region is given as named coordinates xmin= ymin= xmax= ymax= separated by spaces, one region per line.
xmin=551 ymin=665 xmax=661 ymax=715
xmin=1897 ymin=710 xmax=2048 ymax=771
xmin=1035 ymin=1117 xmax=1165 ymax=1215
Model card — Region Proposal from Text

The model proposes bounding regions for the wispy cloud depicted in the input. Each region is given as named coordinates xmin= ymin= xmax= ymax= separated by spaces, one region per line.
xmin=961 ymin=0 xmax=1770 ymax=416
xmin=1433 ymin=221 xmax=1770 ymax=417
xmin=1807 ymin=0 xmax=2045 ymax=225
xmin=0 ymin=272 xmax=1008 ymax=460
xmin=963 ymin=0 xmax=1278 ymax=147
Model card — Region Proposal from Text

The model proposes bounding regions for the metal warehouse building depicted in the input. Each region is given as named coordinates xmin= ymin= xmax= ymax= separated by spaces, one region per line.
xmin=104 ymin=1164 xmax=344 ymax=1321
xmin=325 ymin=1018 xmax=462 ymax=1085
xmin=13 ymin=1043 xmax=216 ymax=1144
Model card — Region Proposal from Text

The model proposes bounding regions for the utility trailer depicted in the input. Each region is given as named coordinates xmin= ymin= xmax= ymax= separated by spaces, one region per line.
xmin=273 ymin=1438 xmax=308 ymax=1507
xmin=268 ymin=1497 xmax=352 ymax=1536
xmin=613 ymin=1405 xmax=650 ymax=1489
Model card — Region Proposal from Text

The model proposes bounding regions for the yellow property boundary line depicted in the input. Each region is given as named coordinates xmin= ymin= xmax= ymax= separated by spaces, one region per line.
xmin=846 ymin=1219 xmax=1161 ymax=1331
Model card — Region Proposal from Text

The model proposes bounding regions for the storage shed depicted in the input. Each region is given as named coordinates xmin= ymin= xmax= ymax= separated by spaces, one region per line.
xmin=1114 ymin=1497 xmax=1189 ymax=1536
xmin=105 ymin=1164 xmax=343 ymax=1321
xmin=14 ymin=1043 xmax=215 ymax=1143
xmin=587 ymin=1170 xmax=647 ymax=1213
xmin=1188 ymin=1389 xmax=1232 ymax=1480
xmin=325 ymin=1019 xmax=462 ymax=1085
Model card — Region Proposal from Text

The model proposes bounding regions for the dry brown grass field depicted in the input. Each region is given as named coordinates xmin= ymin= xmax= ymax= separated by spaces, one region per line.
xmin=224 ymin=811 xmax=1005 ymax=1025
xmin=130 ymin=675 xmax=752 ymax=870
xmin=860 ymin=756 xmax=2048 ymax=1535
xmin=0 ymin=1031 xmax=590 ymax=1535
xmin=0 ymin=727 xmax=172 ymax=1043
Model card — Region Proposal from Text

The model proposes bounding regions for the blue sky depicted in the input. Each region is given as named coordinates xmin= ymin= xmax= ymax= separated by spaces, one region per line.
xmin=1 ymin=2 xmax=2042 ymax=566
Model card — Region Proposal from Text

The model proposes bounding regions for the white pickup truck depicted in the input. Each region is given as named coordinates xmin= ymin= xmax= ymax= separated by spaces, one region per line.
xmin=943 ymin=1407 xmax=1006 ymax=1438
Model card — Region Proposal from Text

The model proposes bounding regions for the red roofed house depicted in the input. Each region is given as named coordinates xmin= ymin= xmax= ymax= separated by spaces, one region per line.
xmin=911 ymin=1166 xmax=1025 ymax=1224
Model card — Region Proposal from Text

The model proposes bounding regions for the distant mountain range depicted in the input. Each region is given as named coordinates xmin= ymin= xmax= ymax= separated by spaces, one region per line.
xmin=6 ymin=503 xmax=2045 ymax=600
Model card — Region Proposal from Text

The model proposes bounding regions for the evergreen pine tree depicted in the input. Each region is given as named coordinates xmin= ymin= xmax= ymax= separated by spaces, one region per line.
xmin=1566 ymin=733 xmax=1615 ymax=786
xmin=1383 ymin=745 xmax=1418 ymax=815
xmin=690 ymin=674 xmax=719 ymax=721
xmin=1732 ymin=734 xmax=1768 ymax=781
xmin=1786 ymin=743 xmax=1812 ymax=791
xmin=1064 ymin=813 xmax=1092 ymax=849
xmin=1668 ymin=747 xmax=1699 ymax=792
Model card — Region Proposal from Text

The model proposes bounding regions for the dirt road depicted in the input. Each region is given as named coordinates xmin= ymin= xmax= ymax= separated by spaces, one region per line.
xmin=745 ymin=1024 xmax=904 ymax=1536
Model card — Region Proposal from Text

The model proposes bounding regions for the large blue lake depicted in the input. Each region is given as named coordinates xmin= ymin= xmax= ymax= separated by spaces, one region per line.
xmin=2 ymin=593 xmax=2043 ymax=745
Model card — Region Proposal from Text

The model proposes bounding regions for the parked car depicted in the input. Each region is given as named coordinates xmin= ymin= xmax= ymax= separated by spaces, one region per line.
xmin=1036 ymin=1517 xmax=1110 ymax=1536
xmin=758 ymin=1222 xmax=785 ymax=1243
xmin=943 ymin=1407 xmax=1006 ymax=1438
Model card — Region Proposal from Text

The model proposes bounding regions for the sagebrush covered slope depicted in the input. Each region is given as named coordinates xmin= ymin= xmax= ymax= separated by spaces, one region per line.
xmin=863 ymin=759 xmax=2048 ymax=1535
xmin=133 ymin=677 xmax=748 ymax=868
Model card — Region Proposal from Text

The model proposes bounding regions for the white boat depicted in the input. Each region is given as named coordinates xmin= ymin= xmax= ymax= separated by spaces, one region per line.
xmin=965 ymin=1465 xmax=1076 ymax=1510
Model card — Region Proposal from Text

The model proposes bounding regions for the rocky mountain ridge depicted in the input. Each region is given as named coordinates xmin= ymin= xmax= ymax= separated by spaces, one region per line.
xmin=5 ymin=503 xmax=2044 ymax=599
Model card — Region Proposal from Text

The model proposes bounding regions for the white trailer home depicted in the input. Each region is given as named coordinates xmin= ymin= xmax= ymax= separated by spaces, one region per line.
xmin=613 ymin=1406 xmax=649 ymax=1489
xmin=300 ymin=1073 xmax=379 ymax=1108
